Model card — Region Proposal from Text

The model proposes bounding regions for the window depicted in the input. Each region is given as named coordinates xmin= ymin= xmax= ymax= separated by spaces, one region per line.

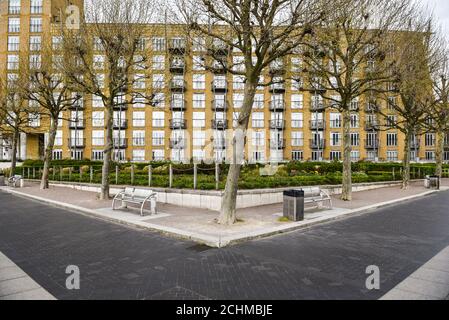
xmin=350 ymin=133 xmax=360 ymax=146
xmin=153 ymin=93 xmax=165 ymax=108
xmin=29 ymin=36 xmax=41 ymax=51
xmin=133 ymin=74 xmax=146 ymax=89
xmin=233 ymin=94 xmax=244 ymax=108
xmin=153 ymin=74 xmax=165 ymax=89
xmin=7 ymin=55 xmax=19 ymax=70
xmin=350 ymin=114 xmax=359 ymax=128
xmin=311 ymin=151 xmax=323 ymax=161
xmin=91 ymin=112 xmax=104 ymax=127
xmin=252 ymin=112 xmax=264 ymax=128
xmin=193 ymin=94 xmax=205 ymax=109
xmin=291 ymin=94 xmax=303 ymax=109
xmin=330 ymin=132 xmax=341 ymax=147
xmin=252 ymin=131 xmax=265 ymax=147
xmin=92 ymin=131 xmax=104 ymax=146
xmin=386 ymin=133 xmax=397 ymax=146
xmin=253 ymin=94 xmax=264 ymax=109
xmin=193 ymin=131 xmax=206 ymax=147
xmin=350 ymin=151 xmax=360 ymax=162
xmin=152 ymin=37 xmax=165 ymax=51
xmin=193 ymin=74 xmax=205 ymax=90
xmin=30 ymin=17 xmax=42 ymax=33
xmin=292 ymin=151 xmax=303 ymax=161
xmin=92 ymin=95 xmax=104 ymax=108
xmin=291 ymin=79 xmax=302 ymax=91
xmin=29 ymin=54 xmax=41 ymax=69
xmin=330 ymin=151 xmax=341 ymax=161
xmin=54 ymin=131 xmax=63 ymax=146
xmin=192 ymin=37 xmax=205 ymax=51
xmin=152 ymin=111 xmax=165 ymax=127
xmin=291 ymin=113 xmax=303 ymax=128
xmin=330 ymin=113 xmax=341 ymax=128
xmin=152 ymin=149 xmax=164 ymax=161
xmin=29 ymin=113 xmax=40 ymax=127
xmin=96 ymin=74 xmax=105 ymax=88
xmin=132 ymin=150 xmax=146 ymax=162
xmin=291 ymin=57 xmax=302 ymax=72
xmin=113 ymin=150 xmax=125 ymax=162
xmin=387 ymin=115 xmax=397 ymax=127
xmin=7 ymin=36 xmax=19 ymax=51
xmin=192 ymin=149 xmax=205 ymax=162
xmin=193 ymin=112 xmax=205 ymax=128
xmin=30 ymin=0 xmax=43 ymax=14
xmin=93 ymin=55 xmax=104 ymax=69
xmin=152 ymin=55 xmax=165 ymax=70
xmin=291 ymin=132 xmax=303 ymax=147
xmin=193 ymin=56 xmax=205 ymax=71
xmin=366 ymin=151 xmax=378 ymax=161
xmin=232 ymin=112 xmax=240 ymax=128
xmin=152 ymin=131 xmax=165 ymax=146
xmin=132 ymin=131 xmax=145 ymax=146
xmin=425 ymin=133 xmax=435 ymax=147
xmin=233 ymin=76 xmax=245 ymax=90
xmin=90 ymin=150 xmax=103 ymax=161
xmin=52 ymin=150 xmax=63 ymax=160
xmin=8 ymin=18 xmax=20 ymax=33
xmin=132 ymin=112 xmax=145 ymax=127
xmin=387 ymin=151 xmax=398 ymax=161
xmin=9 ymin=0 xmax=21 ymax=14
xmin=251 ymin=151 xmax=265 ymax=163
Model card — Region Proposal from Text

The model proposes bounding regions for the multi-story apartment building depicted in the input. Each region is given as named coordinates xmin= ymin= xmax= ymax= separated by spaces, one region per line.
xmin=1 ymin=0 xmax=448 ymax=163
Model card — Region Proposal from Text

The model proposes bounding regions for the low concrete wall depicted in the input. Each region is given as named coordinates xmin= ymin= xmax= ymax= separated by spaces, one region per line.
xmin=25 ymin=179 xmax=417 ymax=211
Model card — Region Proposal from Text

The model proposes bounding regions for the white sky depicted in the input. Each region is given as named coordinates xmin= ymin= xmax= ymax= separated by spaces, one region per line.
xmin=422 ymin=0 xmax=449 ymax=35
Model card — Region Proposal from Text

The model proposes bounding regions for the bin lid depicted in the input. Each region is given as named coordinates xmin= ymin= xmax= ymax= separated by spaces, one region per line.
xmin=283 ymin=189 xmax=304 ymax=197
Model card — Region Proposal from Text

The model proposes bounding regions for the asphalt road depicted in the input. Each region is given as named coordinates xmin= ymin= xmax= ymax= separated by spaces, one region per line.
xmin=1 ymin=189 xmax=448 ymax=300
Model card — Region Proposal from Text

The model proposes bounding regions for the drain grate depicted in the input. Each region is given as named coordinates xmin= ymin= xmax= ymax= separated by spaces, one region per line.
xmin=186 ymin=244 xmax=214 ymax=252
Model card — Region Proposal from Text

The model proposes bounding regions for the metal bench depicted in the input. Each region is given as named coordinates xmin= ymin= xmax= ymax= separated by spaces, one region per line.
xmin=112 ymin=187 xmax=157 ymax=216
xmin=302 ymin=186 xmax=332 ymax=209
xmin=8 ymin=175 xmax=23 ymax=188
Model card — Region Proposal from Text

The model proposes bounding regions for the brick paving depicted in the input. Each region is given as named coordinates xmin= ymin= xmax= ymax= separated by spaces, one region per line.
xmin=1 ymin=188 xmax=449 ymax=299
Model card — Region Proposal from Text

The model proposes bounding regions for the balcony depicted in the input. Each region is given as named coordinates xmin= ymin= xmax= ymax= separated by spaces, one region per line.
xmin=169 ymin=119 xmax=187 ymax=129
xmin=365 ymin=139 xmax=379 ymax=149
xmin=213 ymin=141 xmax=226 ymax=150
xmin=211 ymin=61 xmax=227 ymax=74
xmin=169 ymin=138 xmax=186 ymax=149
xmin=211 ymin=80 xmax=228 ymax=92
xmin=349 ymin=102 xmax=360 ymax=112
xmin=208 ymin=44 xmax=230 ymax=56
xmin=211 ymin=119 xmax=228 ymax=130
xmin=310 ymin=102 xmax=326 ymax=112
xmin=269 ymin=83 xmax=285 ymax=93
xmin=270 ymin=120 xmax=285 ymax=130
xmin=168 ymin=40 xmax=186 ymax=54
xmin=113 ymin=119 xmax=128 ymax=129
xmin=365 ymin=104 xmax=378 ymax=113
xmin=310 ymin=139 xmax=325 ymax=149
xmin=212 ymin=100 xmax=228 ymax=111
xmin=365 ymin=121 xmax=380 ymax=131
xmin=68 ymin=102 xmax=84 ymax=110
xmin=112 ymin=138 xmax=128 ymax=149
xmin=410 ymin=140 xmax=421 ymax=149
xmin=68 ymin=138 xmax=86 ymax=148
xmin=170 ymin=79 xmax=187 ymax=92
xmin=269 ymin=100 xmax=285 ymax=111
xmin=170 ymin=99 xmax=187 ymax=111
xmin=69 ymin=119 xmax=85 ymax=129
xmin=112 ymin=104 xmax=128 ymax=110
xmin=309 ymin=120 xmax=325 ymax=130
xmin=169 ymin=59 xmax=186 ymax=73
xmin=269 ymin=139 xmax=285 ymax=149
xmin=269 ymin=64 xmax=286 ymax=75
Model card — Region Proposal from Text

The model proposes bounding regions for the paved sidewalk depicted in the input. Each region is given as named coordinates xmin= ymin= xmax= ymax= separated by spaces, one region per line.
xmin=0 ymin=252 xmax=55 ymax=300
xmin=1 ymin=180 xmax=448 ymax=247
xmin=381 ymin=246 xmax=449 ymax=300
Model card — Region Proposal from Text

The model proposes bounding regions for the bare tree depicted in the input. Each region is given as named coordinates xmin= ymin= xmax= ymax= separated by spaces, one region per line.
xmin=61 ymin=0 xmax=156 ymax=200
xmin=173 ymin=0 xmax=324 ymax=225
xmin=21 ymin=46 xmax=79 ymax=189
xmin=301 ymin=0 xmax=413 ymax=200
xmin=379 ymin=16 xmax=438 ymax=189
xmin=0 ymin=72 xmax=33 ymax=177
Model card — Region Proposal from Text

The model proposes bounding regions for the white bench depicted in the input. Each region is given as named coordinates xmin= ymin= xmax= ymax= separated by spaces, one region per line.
xmin=8 ymin=175 xmax=23 ymax=188
xmin=112 ymin=187 xmax=157 ymax=216
xmin=302 ymin=186 xmax=332 ymax=209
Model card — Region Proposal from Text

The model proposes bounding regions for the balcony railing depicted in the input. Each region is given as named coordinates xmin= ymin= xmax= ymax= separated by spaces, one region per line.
xmin=211 ymin=119 xmax=228 ymax=130
xmin=112 ymin=119 xmax=128 ymax=129
xmin=310 ymin=102 xmax=326 ymax=112
xmin=208 ymin=44 xmax=230 ymax=56
xmin=310 ymin=139 xmax=325 ymax=149
xmin=112 ymin=104 xmax=128 ymax=110
xmin=170 ymin=99 xmax=187 ymax=111
xmin=112 ymin=138 xmax=128 ymax=149
xmin=410 ymin=140 xmax=421 ymax=149
xmin=364 ymin=139 xmax=379 ymax=149
xmin=269 ymin=64 xmax=286 ymax=75
xmin=211 ymin=80 xmax=228 ymax=92
xmin=309 ymin=120 xmax=325 ymax=130
xmin=170 ymin=79 xmax=187 ymax=92
xmin=169 ymin=138 xmax=186 ymax=149
xmin=365 ymin=121 xmax=380 ymax=131
xmin=68 ymin=138 xmax=86 ymax=148
xmin=169 ymin=59 xmax=186 ymax=73
xmin=168 ymin=40 xmax=186 ymax=54
xmin=169 ymin=119 xmax=187 ymax=129
xmin=69 ymin=119 xmax=86 ymax=129
xmin=269 ymin=83 xmax=285 ymax=93
xmin=212 ymin=100 xmax=228 ymax=111
xmin=269 ymin=100 xmax=285 ymax=111
xmin=269 ymin=139 xmax=285 ymax=149
xmin=291 ymin=138 xmax=304 ymax=147
xmin=269 ymin=120 xmax=285 ymax=130
xmin=211 ymin=61 xmax=227 ymax=74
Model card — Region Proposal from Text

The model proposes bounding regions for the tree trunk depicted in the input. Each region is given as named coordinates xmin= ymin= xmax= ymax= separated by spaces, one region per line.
xmin=341 ymin=108 xmax=352 ymax=201
xmin=9 ymin=129 xmax=19 ymax=178
xmin=100 ymin=102 xmax=113 ymax=200
xmin=401 ymin=131 xmax=411 ymax=190
xmin=218 ymin=82 xmax=257 ymax=225
xmin=40 ymin=117 xmax=58 ymax=189
xmin=435 ymin=130 xmax=444 ymax=183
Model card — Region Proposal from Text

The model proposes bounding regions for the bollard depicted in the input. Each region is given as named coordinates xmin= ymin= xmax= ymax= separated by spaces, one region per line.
xmin=148 ymin=165 xmax=152 ymax=187
xmin=215 ymin=163 xmax=219 ymax=190
xmin=169 ymin=164 xmax=173 ymax=188
xmin=193 ymin=163 xmax=197 ymax=189
xmin=60 ymin=166 xmax=62 ymax=181
xmin=131 ymin=164 xmax=135 ymax=185
xmin=27 ymin=167 xmax=30 ymax=179
xmin=90 ymin=166 xmax=93 ymax=183
xmin=33 ymin=167 xmax=36 ymax=179
xmin=69 ymin=167 xmax=72 ymax=181
xmin=115 ymin=166 xmax=119 ymax=185
xmin=79 ymin=166 xmax=83 ymax=182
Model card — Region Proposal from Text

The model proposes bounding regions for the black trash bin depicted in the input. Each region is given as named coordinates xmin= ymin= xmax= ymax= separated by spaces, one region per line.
xmin=0 ymin=173 xmax=5 ymax=186
xmin=283 ymin=189 xmax=304 ymax=221
xmin=429 ymin=175 xmax=440 ymax=189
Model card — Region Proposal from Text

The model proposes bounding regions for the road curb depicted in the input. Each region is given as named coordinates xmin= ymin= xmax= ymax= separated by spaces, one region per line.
xmin=0 ymin=187 xmax=443 ymax=248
